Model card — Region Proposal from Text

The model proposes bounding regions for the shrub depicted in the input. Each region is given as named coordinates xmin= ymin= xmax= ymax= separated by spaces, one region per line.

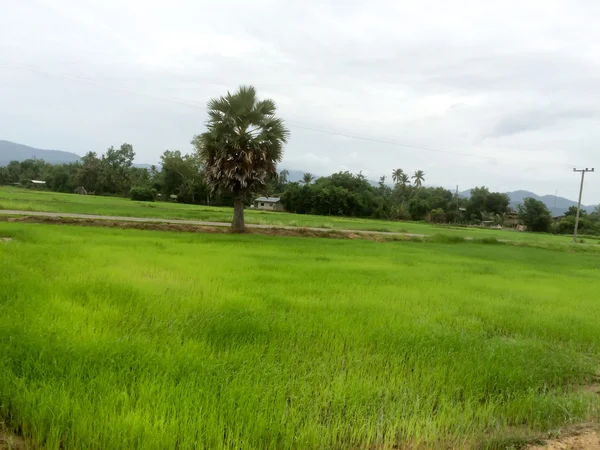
xmin=430 ymin=234 xmax=465 ymax=244
xmin=429 ymin=208 xmax=446 ymax=224
xmin=130 ymin=186 xmax=157 ymax=202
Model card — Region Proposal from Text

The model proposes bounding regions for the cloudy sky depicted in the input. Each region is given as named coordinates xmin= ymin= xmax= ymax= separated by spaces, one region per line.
xmin=1 ymin=0 xmax=600 ymax=202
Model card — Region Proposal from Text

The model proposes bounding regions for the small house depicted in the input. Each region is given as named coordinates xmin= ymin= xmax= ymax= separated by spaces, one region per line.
xmin=27 ymin=180 xmax=46 ymax=190
xmin=254 ymin=197 xmax=284 ymax=211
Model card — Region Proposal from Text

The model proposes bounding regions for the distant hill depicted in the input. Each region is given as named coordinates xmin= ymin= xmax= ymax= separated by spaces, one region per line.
xmin=0 ymin=140 xmax=81 ymax=166
xmin=459 ymin=188 xmax=594 ymax=216
xmin=0 ymin=140 xmax=155 ymax=169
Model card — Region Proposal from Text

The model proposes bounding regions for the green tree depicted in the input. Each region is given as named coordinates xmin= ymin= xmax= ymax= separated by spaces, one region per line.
xmin=412 ymin=170 xmax=425 ymax=187
xmin=430 ymin=208 xmax=445 ymax=223
xmin=486 ymin=192 xmax=510 ymax=215
xmin=101 ymin=143 xmax=135 ymax=195
xmin=192 ymin=86 xmax=289 ymax=231
xmin=564 ymin=205 xmax=586 ymax=217
xmin=466 ymin=187 xmax=509 ymax=220
xmin=517 ymin=197 xmax=551 ymax=232
xmin=77 ymin=152 xmax=102 ymax=193
xmin=408 ymin=198 xmax=429 ymax=220
xmin=392 ymin=168 xmax=404 ymax=185
xmin=160 ymin=150 xmax=205 ymax=204
xmin=302 ymin=172 xmax=315 ymax=185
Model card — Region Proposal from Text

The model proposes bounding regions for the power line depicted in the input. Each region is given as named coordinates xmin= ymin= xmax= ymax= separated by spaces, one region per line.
xmin=0 ymin=60 xmax=578 ymax=170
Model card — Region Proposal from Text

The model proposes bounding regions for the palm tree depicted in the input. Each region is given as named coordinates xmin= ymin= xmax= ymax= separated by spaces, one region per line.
xmin=302 ymin=172 xmax=314 ymax=185
xmin=193 ymin=86 xmax=289 ymax=231
xmin=392 ymin=168 xmax=404 ymax=185
xmin=412 ymin=170 xmax=425 ymax=187
xmin=400 ymin=173 xmax=410 ymax=197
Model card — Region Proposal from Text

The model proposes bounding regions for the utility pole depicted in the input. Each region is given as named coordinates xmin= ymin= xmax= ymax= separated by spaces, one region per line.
xmin=455 ymin=185 xmax=460 ymax=224
xmin=573 ymin=168 xmax=594 ymax=243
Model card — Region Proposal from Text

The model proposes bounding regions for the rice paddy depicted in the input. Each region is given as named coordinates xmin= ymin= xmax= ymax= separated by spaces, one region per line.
xmin=1 ymin=222 xmax=599 ymax=449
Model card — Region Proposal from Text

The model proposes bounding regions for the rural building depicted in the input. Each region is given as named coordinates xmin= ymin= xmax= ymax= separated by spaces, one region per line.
xmin=504 ymin=211 xmax=520 ymax=227
xmin=255 ymin=197 xmax=284 ymax=211
xmin=27 ymin=180 xmax=46 ymax=189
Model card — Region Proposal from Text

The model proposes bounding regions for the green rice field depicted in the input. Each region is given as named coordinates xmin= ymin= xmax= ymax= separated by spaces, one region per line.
xmin=1 ymin=223 xmax=599 ymax=449
xmin=0 ymin=186 xmax=590 ymax=244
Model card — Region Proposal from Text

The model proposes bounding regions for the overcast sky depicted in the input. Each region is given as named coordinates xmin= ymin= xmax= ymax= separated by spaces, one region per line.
xmin=1 ymin=0 xmax=600 ymax=202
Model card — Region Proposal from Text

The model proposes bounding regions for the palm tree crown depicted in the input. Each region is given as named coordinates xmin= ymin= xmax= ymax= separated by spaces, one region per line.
xmin=302 ymin=173 xmax=315 ymax=185
xmin=412 ymin=170 xmax=425 ymax=187
xmin=392 ymin=168 xmax=404 ymax=184
xmin=400 ymin=173 xmax=410 ymax=187
xmin=193 ymin=86 xmax=289 ymax=195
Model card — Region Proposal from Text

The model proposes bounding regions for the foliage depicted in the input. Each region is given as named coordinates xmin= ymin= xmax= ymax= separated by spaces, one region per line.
xmin=554 ymin=214 xmax=600 ymax=235
xmin=392 ymin=168 xmax=404 ymax=184
xmin=466 ymin=187 xmax=509 ymax=221
xmin=564 ymin=205 xmax=587 ymax=217
xmin=130 ymin=186 xmax=157 ymax=202
xmin=159 ymin=150 xmax=208 ymax=204
xmin=408 ymin=198 xmax=429 ymax=220
xmin=412 ymin=170 xmax=425 ymax=187
xmin=517 ymin=197 xmax=552 ymax=232
xmin=192 ymin=86 xmax=289 ymax=230
xmin=429 ymin=208 xmax=446 ymax=223
xmin=2 ymin=186 xmax=592 ymax=244
xmin=302 ymin=172 xmax=314 ymax=185
xmin=193 ymin=85 xmax=289 ymax=197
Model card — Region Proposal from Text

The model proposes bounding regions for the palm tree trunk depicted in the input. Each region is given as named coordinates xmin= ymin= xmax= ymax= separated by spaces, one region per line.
xmin=232 ymin=197 xmax=245 ymax=232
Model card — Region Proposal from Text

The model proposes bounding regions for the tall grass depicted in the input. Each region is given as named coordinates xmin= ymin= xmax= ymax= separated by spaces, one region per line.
xmin=0 ymin=223 xmax=599 ymax=449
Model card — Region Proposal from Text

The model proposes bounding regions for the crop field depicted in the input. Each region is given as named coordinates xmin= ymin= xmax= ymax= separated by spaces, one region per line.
xmin=1 ymin=223 xmax=599 ymax=449
xmin=0 ymin=186 xmax=590 ymax=245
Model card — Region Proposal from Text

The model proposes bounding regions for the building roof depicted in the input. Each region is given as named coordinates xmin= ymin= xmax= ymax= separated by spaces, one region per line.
xmin=255 ymin=197 xmax=281 ymax=203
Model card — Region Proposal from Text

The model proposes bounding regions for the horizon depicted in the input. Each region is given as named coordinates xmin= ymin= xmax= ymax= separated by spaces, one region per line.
xmin=1 ymin=138 xmax=596 ymax=207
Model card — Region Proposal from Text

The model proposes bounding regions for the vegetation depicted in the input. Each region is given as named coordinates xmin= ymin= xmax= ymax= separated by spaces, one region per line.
xmin=553 ymin=205 xmax=600 ymax=236
xmin=1 ymin=137 xmax=599 ymax=238
xmin=518 ymin=198 xmax=552 ymax=232
xmin=1 ymin=223 xmax=599 ymax=448
xmin=3 ymin=186 xmax=599 ymax=246
xmin=192 ymin=85 xmax=289 ymax=231
xmin=129 ymin=186 xmax=157 ymax=202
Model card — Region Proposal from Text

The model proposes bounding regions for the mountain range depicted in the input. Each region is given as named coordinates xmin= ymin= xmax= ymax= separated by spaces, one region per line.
xmin=1 ymin=140 xmax=592 ymax=215
xmin=0 ymin=140 xmax=81 ymax=165
xmin=0 ymin=140 xmax=154 ymax=170
xmin=459 ymin=189 xmax=593 ymax=216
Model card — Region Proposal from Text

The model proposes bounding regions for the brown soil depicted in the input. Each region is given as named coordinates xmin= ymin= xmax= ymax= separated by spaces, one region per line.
xmin=0 ymin=216 xmax=405 ymax=242
xmin=529 ymin=426 xmax=600 ymax=450
xmin=0 ymin=432 xmax=26 ymax=450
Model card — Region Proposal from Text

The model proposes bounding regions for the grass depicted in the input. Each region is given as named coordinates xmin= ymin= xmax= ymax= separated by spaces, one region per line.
xmin=1 ymin=223 xmax=599 ymax=449
xmin=0 ymin=186 xmax=592 ymax=245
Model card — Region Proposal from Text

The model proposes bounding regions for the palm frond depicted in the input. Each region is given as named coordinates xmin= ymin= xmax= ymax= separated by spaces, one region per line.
xmin=193 ymin=86 xmax=289 ymax=196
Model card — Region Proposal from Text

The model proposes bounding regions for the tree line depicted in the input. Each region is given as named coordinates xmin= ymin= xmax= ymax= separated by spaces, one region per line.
xmin=0 ymin=145 xmax=235 ymax=207
xmin=2 ymin=84 xmax=599 ymax=235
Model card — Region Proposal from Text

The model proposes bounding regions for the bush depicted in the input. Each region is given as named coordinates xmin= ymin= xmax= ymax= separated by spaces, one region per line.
xmin=430 ymin=234 xmax=465 ymax=244
xmin=429 ymin=208 xmax=446 ymax=224
xmin=517 ymin=198 xmax=551 ymax=232
xmin=130 ymin=186 xmax=157 ymax=202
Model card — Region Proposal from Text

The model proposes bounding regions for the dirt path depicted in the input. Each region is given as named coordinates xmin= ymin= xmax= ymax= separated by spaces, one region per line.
xmin=529 ymin=428 xmax=600 ymax=449
xmin=0 ymin=209 xmax=426 ymax=238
